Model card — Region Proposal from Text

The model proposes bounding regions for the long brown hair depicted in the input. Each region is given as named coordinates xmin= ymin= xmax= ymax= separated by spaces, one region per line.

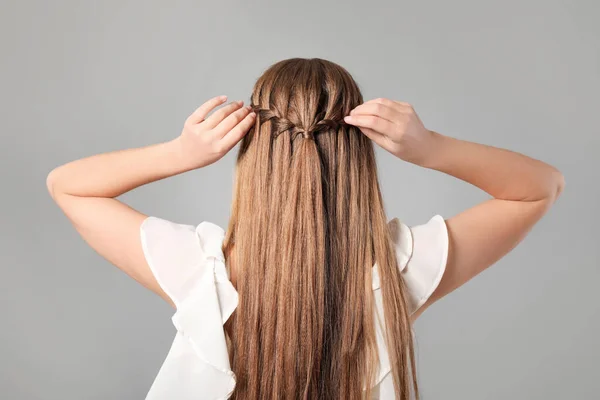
xmin=222 ymin=58 xmax=418 ymax=399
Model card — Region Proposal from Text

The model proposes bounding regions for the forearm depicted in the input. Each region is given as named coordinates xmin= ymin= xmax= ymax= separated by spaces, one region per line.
xmin=47 ymin=138 xmax=193 ymax=198
xmin=420 ymin=131 xmax=565 ymax=202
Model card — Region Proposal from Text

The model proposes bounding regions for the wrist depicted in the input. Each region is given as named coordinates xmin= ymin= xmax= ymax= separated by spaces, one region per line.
xmin=163 ymin=137 xmax=205 ymax=174
xmin=414 ymin=130 xmax=449 ymax=170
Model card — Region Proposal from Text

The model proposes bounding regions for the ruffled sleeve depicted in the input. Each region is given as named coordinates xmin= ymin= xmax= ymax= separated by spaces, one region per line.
xmin=367 ymin=214 xmax=449 ymax=391
xmin=139 ymin=216 xmax=239 ymax=400
xmin=388 ymin=214 xmax=449 ymax=316
xmin=140 ymin=216 xmax=205 ymax=308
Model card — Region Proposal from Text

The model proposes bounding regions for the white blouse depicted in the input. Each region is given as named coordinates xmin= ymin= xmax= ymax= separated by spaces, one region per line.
xmin=140 ymin=215 xmax=449 ymax=400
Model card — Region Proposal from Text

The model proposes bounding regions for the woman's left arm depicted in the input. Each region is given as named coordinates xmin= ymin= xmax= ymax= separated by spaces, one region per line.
xmin=46 ymin=96 xmax=255 ymax=305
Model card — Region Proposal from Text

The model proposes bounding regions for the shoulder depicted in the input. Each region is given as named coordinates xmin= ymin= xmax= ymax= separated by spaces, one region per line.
xmin=387 ymin=215 xmax=449 ymax=316
xmin=140 ymin=216 xmax=238 ymax=398
xmin=139 ymin=216 xmax=228 ymax=308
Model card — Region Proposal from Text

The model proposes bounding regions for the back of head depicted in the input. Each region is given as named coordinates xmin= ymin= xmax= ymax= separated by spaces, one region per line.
xmin=223 ymin=58 xmax=418 ymax=400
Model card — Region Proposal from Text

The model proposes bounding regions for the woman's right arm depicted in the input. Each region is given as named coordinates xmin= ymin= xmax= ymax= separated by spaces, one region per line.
xmin=413 ymin=131 xmax=564 ymax=319
xmin=344 ymin=98 xmax=565 ymax=320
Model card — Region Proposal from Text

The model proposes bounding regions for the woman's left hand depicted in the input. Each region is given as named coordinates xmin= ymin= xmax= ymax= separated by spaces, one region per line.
xmin=176 ymin=95 xmax=256 ymax=169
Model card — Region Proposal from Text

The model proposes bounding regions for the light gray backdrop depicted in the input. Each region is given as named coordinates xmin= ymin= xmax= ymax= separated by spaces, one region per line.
xmin=1 ymin=1 xmax=598 ymax=399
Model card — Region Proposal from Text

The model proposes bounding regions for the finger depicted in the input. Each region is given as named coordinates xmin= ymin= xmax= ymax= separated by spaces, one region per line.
xmin=218 ymin=111 xmax=256 ymax=151
xmin=348 ymin=102 xmax=400 ymax=124
xmin=186 ymin=95 xmax=228 ymax=125
xmin=203 ymin=101 xmax=244 ymax=130
xmin=213 ymin=104 xmax=252 ymax=138
xmin=343 ymin=114 xmax=396 ymax=136
xmin=345 ymin=119 xmax=387 ymax=147
xmin=356 ymin=126 xmax=387 ymax=146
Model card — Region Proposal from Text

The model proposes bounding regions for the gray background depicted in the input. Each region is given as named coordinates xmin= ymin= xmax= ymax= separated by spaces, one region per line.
xmin=1 ymin=0 xmax=598 ymax=399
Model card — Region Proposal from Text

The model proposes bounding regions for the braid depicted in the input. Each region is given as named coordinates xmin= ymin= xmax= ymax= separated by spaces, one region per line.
xmin=250 ymin=104 xmax=350 ymax=140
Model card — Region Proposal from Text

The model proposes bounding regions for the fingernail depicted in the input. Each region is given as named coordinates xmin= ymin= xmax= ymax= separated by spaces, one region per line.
xmin=246 ymin=105 xmax=252 ymax=111
xmin=344 ymin=116 xmax=352 ymax=122
xmin=237 ymin=100 xmax=244 ymax=106
xmin=219 ymin=95 xmax=227 ymax=101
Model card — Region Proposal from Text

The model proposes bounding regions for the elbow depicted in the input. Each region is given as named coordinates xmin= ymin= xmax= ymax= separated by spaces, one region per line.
xmin=553 ymin=169 xmax=565 ymax=201
xmin=545 ymin=168 xmax=565 ymax=204
xmin=46 ymin=169 xmax=59 ymax=201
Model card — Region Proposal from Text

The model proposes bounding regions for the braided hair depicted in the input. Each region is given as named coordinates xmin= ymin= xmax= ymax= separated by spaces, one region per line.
xmin=250 ymin=104 xmax=351 ymax=141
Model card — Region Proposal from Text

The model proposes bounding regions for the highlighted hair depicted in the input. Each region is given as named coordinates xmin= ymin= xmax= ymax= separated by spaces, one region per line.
xmin=223 ymin=58 xmax=418 ymax=400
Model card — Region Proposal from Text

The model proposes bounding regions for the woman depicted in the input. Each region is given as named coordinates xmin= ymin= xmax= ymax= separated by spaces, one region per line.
xmin=46 ymin=58 xmax=564 ymax=400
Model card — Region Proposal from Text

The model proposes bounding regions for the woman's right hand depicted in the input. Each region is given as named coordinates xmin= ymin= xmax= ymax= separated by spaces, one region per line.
xmin=344 ymin=98 xmax=436 ymax=164
xmin=346 ymin=99 xmax=565 ymax=324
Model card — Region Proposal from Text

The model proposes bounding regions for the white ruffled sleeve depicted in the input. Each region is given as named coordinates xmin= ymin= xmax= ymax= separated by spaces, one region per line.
xmin=139 ymin=216 xmax=206 ymax=308
xmin=367 ymin=215 xmax=449 ymax=391
xmin=389 ymin=215 xmax=449 ymax=316
xmin=139 ymin=216 xmax=239 ymax=400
